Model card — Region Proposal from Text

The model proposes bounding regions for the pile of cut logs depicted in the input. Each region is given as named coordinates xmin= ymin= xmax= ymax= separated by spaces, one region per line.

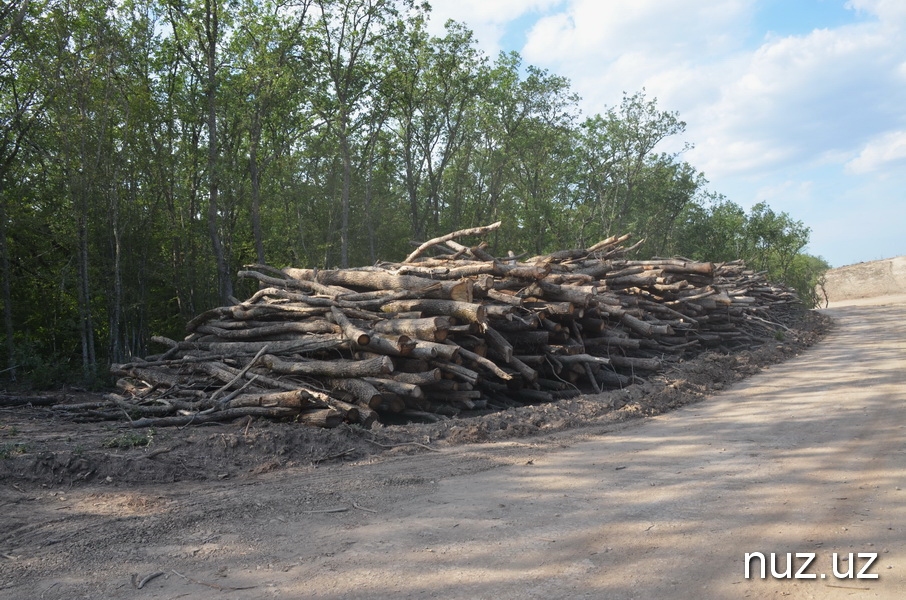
xmin=99 ymin=222 xmax=800 ymax=428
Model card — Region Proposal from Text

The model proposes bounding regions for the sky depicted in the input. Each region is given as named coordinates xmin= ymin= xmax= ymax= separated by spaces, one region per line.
xmin=422 ymin=0 xmax=906 ymax=268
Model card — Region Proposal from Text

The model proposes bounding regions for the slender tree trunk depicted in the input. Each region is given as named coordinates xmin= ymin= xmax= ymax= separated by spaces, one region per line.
xmin=204 ymin=0 xmax=232 ymax=304
xmin=339 ymin=112 xmax=352 ymax=268
xmin=403 ymin=124 xmax=424 ymax=242
xmin=0 ymin=195 xmax=14 ymax=381
xmin=249 ymin=107 xmax=265 ymax=264
xmin=363 ymin=151 xmax=377 ymax=264
xmin=109 ymin=184 xmax=123 ymax=364
xmin=76 ymin=203 xmax=96 ymax=377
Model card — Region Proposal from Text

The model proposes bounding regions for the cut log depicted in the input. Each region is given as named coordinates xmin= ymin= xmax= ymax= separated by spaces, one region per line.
xmin=362 ymin=377 xmax=425 ymax=399
xmin=297 ymin=408 xmax=344 ymax=428
xmin=259 ymin=354 xmax=393 ymax=378
xmin=223 ymin=389 xmax=322 ymax=410
xmin=329 ymin=378 xmax=383 ymax=410
xmin=404 ymin=221 xmax=502 ymax=263
xmin=381 ymin=299 xmax=487 ymax=325
xmin=330 ymin=306 xmax=372 ymax=346
xmin=371 ymin=316 xmax=452 ymax=342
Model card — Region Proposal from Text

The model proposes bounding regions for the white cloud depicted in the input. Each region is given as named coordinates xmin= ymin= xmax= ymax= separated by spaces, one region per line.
xmin=419 ymin=0 xmax=906 ymax=265
xmin=753 ymin=179 xmax=815 ymax=205
xmin=846 ymin=0 xmax=906 ymax=24
xmin=690 ymin=23 xmax=904 ymax=179
xmin=523 ymin=0 xmax=752 ymax=62
xmin=504 ymin=0 xmax=906 ymax=181
xmin=846 ymin=130 xmax=906 ymax=173
xmin=429 ymin=0 xmax=558 ymax=23
xmin=424 ymin=0 xmax=561 ymax=56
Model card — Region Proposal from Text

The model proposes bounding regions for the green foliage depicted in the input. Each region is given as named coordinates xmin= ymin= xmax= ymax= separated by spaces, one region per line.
xmin=570 ymin=90 xmax=690 ymax=247
xmin=671 ymin=198 xmax=829 ymax=307
xmin=11 ymin=340 xmax=79 ymax=390
xmin=103 ymin=429 xmax=155 ymax=449
xmin=784 ymin=253 xmax=831 ymax=308
xmin=0 ymin=0 xmax=827 ymax=387
xmin=0 ymin=442 xmax=28 ymax=459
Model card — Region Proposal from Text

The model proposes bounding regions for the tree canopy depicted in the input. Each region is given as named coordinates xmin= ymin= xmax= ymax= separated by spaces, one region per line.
xmin=0 ymin=0 xmax=828 ymax=387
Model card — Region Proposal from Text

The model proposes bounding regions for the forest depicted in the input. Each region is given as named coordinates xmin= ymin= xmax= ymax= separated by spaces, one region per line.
xmin=0 ymin=0 xmax=828 ymax=388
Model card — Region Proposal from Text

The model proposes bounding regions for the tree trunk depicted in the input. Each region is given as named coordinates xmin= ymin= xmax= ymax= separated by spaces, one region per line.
xmin=249 ymin=105 xmax=265 ymax=264
xmin=339 ymin=113 xmax=352 ymax=268
xmin=109 ymin=182 xmax=124 ymax=364
xmin=259 ymin=354 xmax=393 ymax=378
xmin=76 ymin=206 xmax=96 ymax=377
xmin=0 ymin=197 xmax=13 ymax=381
xmin=205 ymin=0 xmax=232 ymax=305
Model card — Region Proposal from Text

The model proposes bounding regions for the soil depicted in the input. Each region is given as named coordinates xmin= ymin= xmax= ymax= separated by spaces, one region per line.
xmin=3 ymin=295 xmax=904 ymax=598
xmin=822 ymin=255 xmax=906 ymax=304
xmin=0 ymin=310 xmax=827 ymax=489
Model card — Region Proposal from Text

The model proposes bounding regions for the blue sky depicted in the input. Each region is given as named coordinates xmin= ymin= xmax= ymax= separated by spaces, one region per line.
xmin=423 ymin=0 xmax=906 ymax=267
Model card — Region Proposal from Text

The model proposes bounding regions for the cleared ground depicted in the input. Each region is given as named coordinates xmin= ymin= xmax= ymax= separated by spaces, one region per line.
xmin=0 ymin=293 xmax=903 ymax=599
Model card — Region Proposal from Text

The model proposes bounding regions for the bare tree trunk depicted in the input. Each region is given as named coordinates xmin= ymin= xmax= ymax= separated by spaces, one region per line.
xmin=109 ymin=184 xmax=123 ymax=364
xmin=249 ymin=107 xmax=265 ymax=264
xmin=364 ymin=164 xmax=376 ymax=264
xmin=76 ymin=206 xmax=95 ymax=377
xmin=0 ymin=196 xmax=14 ymax=381
xmin=339 ymin=113 xmax=352 ymax=268
xmin=205 ymin=0 xmax=232 ymax=305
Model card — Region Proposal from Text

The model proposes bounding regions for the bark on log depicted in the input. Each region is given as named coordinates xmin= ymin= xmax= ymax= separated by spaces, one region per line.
xmin=223 ymin=390 xmax=322 ymax=410
xmin=447 ymin=342 xmax=513 ymax=381
xmin=329 ymin=378 xmax=383 ymax=410
xmin=362 ymin=377 xmax=425 ymax=399
xmin=237 ymin=269 xmax=352 ymax=296
xmin=128 ymin=407 xmax=299 ymax=428
xmin=259 ymin=354 xmax=393 ymax=378
xmin=389 ymin=369 xmax=443 ymax=385
xmin=297 ymin=408 xmax=344 ymax=428
xmin=404 ymin=221 xmax=502 ymax=263
xmin=330 ymin=306 xmax=372 ymax=347
xmin=608 ymin=355 xmax=662 ymax=371
xmin=381 ymin=299 xmax=487 ymax=325
xmin=370 ymin=316 xmax=452 ymax=342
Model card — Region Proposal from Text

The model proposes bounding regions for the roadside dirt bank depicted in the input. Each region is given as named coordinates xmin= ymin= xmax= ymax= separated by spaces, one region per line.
xmin=822 ymin=256 xmax=906 ymax=304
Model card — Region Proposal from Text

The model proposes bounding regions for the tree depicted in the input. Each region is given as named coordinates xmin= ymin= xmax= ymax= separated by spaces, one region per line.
xmin=312 ymin=0 xmax=401 ymax=267
xmin=501 ymin=64 xmax=578 ymax=252
xmin=0 ymin=0 xmax=42 ymax=380
xmin=230 ymin=0 xmax=316 ymax=265
xmin=384 ymin=17 xmax=481 ymax=242
xmin=46 ymin=0 xmax=132 ymax=379
xmin=745 ymin=201 xmax=811 ymax=279
xmin=574 ymin=90 xmax=688 ymax=243
xmin=629 ymin=158 xmax=706 ymax=257
xmin=673 ymin=197 xmax=747 ymax=262
xmin=439 ymin=51 xmax=579 ymax=252
xmin=166 ymin=0 xmax=236 ymax=305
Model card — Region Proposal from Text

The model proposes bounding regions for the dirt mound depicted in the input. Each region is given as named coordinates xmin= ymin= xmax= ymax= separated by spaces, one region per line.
xmin=0 ymin=309 xmax=830 ymax=488
xmin=823 ymin=255 xmax=906 ymax=303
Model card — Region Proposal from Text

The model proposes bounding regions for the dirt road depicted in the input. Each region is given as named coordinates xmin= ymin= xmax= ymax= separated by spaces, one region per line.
xmin=1 ymin=297 xmax=904 ymax=599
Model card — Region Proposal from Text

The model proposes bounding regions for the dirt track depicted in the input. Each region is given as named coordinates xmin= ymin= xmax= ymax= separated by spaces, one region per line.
xmin=1 ymin=296 xmax=904 ymax=599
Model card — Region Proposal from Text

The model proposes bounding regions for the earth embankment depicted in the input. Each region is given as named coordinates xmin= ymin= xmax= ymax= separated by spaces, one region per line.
xmin=823 ymin=256 xmax=906 ymax=305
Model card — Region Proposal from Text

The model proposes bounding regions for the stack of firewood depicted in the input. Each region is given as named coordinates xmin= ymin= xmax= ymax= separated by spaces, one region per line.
xmin=102 ymin=222 xmax=800 ymax=428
